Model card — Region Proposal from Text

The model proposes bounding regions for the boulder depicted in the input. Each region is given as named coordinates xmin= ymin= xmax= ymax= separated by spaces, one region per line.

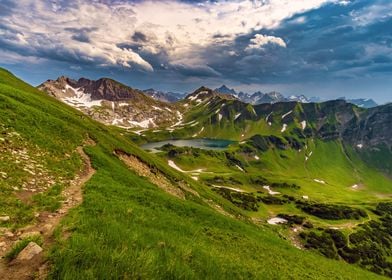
xmin=16 ymin=242 xmax=43 ymax=261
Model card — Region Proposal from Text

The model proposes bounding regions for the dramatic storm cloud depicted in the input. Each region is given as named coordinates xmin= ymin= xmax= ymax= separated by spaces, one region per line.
xmin=1 ymin=0 xmax=392 ymax=102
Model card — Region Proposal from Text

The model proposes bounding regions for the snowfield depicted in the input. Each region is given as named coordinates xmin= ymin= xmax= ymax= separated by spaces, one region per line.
xmin=62 ymin=84 xmax=103 ymax=108
xmin=263 ymin=186 xmax=280 ymax=195
xmin=128 ymin=118 xmax=156 ymax=128
xmin=192 ymin=127 xmax=204 ymax=137
xmin=212 ymin=185 xmax=245 ymax=193
xmin=268 ymin=217 xmax=288 ymax=225
xmin=152 ymin=106 xmax=163 ymax=111
xmin=265 ymin=112 xmax=273 ymax=122
xmin=282 ymin=110 xmax=292 ymax=119
xmin=314 ymin=179 xmax=326 ymax=184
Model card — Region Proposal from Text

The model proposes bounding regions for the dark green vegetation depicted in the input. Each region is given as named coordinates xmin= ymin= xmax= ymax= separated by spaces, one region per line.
xmin=1 ymin=68 xmax=385 ymax=278
xmin=212 ymin=188 xmax=259 ymax=211
xmin=300 ymin=202 xmax=392 ymax=277
xmin=296 ymin=202 xmax=368 ymax=220
xmin=276 ymin=214 xmax=306 ymax=226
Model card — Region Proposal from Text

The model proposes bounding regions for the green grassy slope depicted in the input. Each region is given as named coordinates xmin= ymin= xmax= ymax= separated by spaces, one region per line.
xmin=0 ymin=68 xmax=384 ymax=279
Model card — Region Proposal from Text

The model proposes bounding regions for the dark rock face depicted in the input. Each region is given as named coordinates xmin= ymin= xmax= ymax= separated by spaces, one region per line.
xmin=343 ymin=103 xmax=392 ymax=148
xmin=342 ymin=98 xmax=378 ymax=108
xmin=251 ymin=91 xmax=286 ymax=104
xmin=143 ymin=88 xmax=183 ymax=103
xmin=39 ymin=76 xmax=149 ymax=102
xmin=73 ymin=78 xmax=146 ymax=101
xmin=214 ymin=85 xmax=237 ymax=96
xmin=37 ymin=76 xmax=179 ymax=129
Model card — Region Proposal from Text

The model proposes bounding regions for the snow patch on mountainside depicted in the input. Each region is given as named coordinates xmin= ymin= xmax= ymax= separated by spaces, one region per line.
xmin=168 ymin=160 xmax=206 ymax=174
xmin=170 ymin=111 xmax=184 ymax=127
xmin=152 ymin=106 xmax=163 ymax=111
xmin=282 ymin=110 xmax=293 ymax=119
xmin=111 ymin=118 xmax=123 ymax=125
xmin=62 ymin=84 xmax=103 ymax=108
xmin=314 ymin=179 xmax=326 ymax=184
xmin=268 ymin=217 xmax=288 ymax=225
xmin=305 ymin=151 xmax=313 ymax=161
xmin=265 ymin=112 xmax=273 ymax=122
xmin=132 ymin=129 xmax=147 ymax=135
xmin=192 ymin=127 xmax=204 ymax=137
xmin=263 ymin=185 xmax=280 ymax=195
xmin=168 ymin=160 xmax=184 ymax=172
xmin=212 ymin=185 xmax=245 ymax=193
xmin=128 ymin=118 xmax=156 ymax=128
xmin=281 ymin=124 xmax=287 ymax=132
xmin=235 ymin=165 xmax=244 ymax=172
xmin=301 ymin=120 xmax=307 ymax=130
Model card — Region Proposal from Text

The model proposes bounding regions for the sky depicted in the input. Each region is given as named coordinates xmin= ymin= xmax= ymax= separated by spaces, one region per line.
xmin=0 ymin=0 xmax=392 ymax=103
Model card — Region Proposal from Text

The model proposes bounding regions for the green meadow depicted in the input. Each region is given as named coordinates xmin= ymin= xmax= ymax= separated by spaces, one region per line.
xmin=0 ymin=68 xmax=388 ymax=279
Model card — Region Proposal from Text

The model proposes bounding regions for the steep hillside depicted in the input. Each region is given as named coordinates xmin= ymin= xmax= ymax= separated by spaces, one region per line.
xmin=1 ymin=68 xmax=384 ymax=278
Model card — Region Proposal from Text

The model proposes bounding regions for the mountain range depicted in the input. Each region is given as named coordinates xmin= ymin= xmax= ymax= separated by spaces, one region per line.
xmin=38 ymin=76 xmax=392 ymax=176
xmin=142 ymin=88 xmax=184 ymax=103
xmin=214 ymin=85 xmax=379 ymax=108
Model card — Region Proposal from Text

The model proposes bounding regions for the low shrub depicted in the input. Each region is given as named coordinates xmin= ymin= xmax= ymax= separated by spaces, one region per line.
xmin=296 ymin=202 xmax=367 ymax=220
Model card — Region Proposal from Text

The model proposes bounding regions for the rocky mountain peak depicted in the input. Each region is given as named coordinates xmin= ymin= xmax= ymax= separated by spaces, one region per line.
xmin=186 ymin=86 xmax=237 ymax=102
xmin=215 ymin=85 xmax=237 ymax=95
xmin=37 ymin=76 xmax=181 ymax=129
xmin=143 ymin=88 xmax=183 ymax=103
xmin=75 ymin=77 xmax=145 ymax=101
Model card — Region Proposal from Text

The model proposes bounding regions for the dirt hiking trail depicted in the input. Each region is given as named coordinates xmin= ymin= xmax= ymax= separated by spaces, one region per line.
xmin=0 ymin=146 xmax=95 ymax=280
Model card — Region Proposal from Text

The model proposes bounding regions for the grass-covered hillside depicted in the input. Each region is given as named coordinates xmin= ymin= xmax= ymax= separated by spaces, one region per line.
xmin=0 ymin=68 xmax=387 ymax=279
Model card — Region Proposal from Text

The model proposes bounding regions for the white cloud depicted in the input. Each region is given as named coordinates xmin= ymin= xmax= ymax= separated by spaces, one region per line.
xmin=245 ymin=34 xmax=287 ymax=51
xmin=1 ymin=0 xmax=333 ymax=71
xmin=350 ymin=2 xmax=392 ymax=26
xmin=0 ymin=49 xmax=43 ymax=65
xmin=335 ymin=0 xmax=350 ymax=6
